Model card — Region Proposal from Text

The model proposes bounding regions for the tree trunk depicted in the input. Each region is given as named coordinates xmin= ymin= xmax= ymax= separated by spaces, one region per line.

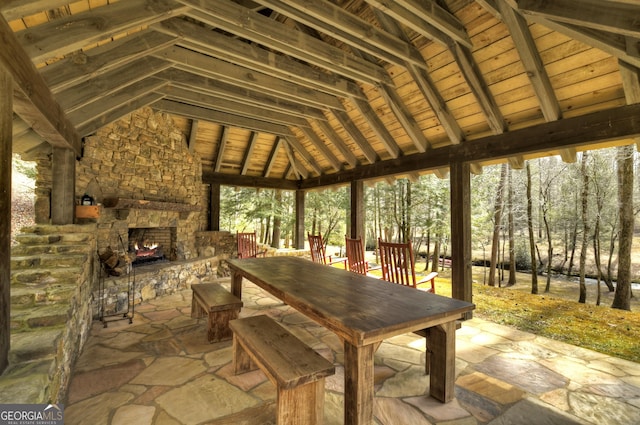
xmin=272 ymin=190 xmax=282 ymax=249
xmin=489 ymin=164 xmax=508 ymax=287
xmin=526 ymin=162 xmax=538 ymax=294
xmin=579 ymin=152 xmax=589 ymax=304
xmin=612 ymin=145 xmax=634 ymax=310
xmin=508 ymin=166 xmax=516 ymax=286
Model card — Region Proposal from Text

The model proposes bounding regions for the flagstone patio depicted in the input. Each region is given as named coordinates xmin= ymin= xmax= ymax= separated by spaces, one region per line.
xmin=65 ymin=279 xmax=640 ymax=424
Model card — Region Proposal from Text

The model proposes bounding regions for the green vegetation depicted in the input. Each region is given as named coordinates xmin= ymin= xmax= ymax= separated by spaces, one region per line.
xmin=428 ymin=268 xmax=640 ymax=364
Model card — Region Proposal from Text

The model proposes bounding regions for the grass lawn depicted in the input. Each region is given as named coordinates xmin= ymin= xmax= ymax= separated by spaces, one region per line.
xmin=423 ymin=267 xmax=640 ymax=363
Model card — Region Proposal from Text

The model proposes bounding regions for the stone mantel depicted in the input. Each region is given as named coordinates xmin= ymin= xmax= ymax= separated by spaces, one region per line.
xmin=103 ymin=198 xmax=201 ymax=220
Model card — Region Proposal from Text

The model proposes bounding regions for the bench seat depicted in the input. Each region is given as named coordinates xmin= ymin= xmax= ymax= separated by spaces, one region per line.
xmin=191 ymin=283 xmax=243 ymax=343
xmin=230 ymin=315 xmax=335 ymax=424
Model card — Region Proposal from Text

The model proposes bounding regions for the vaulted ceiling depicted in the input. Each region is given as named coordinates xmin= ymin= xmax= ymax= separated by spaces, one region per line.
xmin=3 ymin=0 xmax=640 ymax=190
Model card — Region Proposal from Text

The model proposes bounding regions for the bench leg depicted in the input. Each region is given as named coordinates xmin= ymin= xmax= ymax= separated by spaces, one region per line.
xmin=278 ymin=379 xmax=326 ymax=425
xmin=191 ymin=293 xmax=206 ymax=319
xmin=233 ymin=335 xmax=258 ymax=374
xmin=207 ymin=308 xmax=239 ymax=343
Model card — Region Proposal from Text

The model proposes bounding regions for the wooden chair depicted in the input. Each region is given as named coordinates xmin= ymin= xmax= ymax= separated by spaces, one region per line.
xmin=237 ymin=232 xmax=266 ymax=259
xmin=378 ymin=238 xmax=436 ymax=293
xmin=345 ymin=235 xmax=380 ymax=276
xmin=308 ymin=233 xmax=346 ymax=267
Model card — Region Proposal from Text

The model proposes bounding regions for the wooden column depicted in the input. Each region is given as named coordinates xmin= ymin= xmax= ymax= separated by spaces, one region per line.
xmin=0 ymin=64 xmax=11 ymax=373
xmin=209 ymin=183 xmax=220 ymax=231
xmin=350 ymin=180 xmax=364 ymax=239
xmin=295 ymin=189 xmax=305 ymax=249
xmin=450 ymin=161 xmax=473 ymax=319
xmin=51 ymin=147 xmax=75 ymax=225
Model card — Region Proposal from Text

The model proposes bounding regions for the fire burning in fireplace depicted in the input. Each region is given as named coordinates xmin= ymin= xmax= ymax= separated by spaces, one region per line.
xmin=129 ymin=228 xmax=175 ymax=267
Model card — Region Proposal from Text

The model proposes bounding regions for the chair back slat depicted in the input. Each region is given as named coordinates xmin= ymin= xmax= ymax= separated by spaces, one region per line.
xmin=345 ymin=236 xmax=368 ymax=275
xmin=378 ymin=238 xmax=418 ymax=288
xmin=237 ymin=232 xmax=261 ymax=259
xmin=308 ymin=233 xmax=328 ymax=264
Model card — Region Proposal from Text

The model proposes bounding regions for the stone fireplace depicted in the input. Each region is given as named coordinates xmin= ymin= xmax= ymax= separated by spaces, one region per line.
xmin=32 ymin=107 xmax=219 ymax=311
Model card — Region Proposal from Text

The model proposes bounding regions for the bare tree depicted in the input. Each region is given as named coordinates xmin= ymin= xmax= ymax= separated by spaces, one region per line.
xmin=526 ymin=162 xmax=539 ymax=294
xmin=579 ymin=152 xmax=589 ymax=304
xmin=489 ymin=164 xmax=508 ymax=287
xmin=612 ymin=145 xmax=634 ymax=311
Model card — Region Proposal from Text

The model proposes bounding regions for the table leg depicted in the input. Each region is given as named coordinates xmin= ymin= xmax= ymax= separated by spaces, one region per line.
xmin=343 ymin=342 xmax=375 ymax=425
xmin=427 ymin=320 xmax=456 ymax=402
xmin=231 ymin=270 xmax=243 ymax=299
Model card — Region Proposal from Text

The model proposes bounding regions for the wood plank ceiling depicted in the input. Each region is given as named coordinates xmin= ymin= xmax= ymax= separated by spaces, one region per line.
xmin=3 ymin=0 xmax=640 ymax=190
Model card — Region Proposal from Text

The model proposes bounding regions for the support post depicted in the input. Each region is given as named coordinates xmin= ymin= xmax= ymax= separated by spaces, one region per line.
xmin=51 ymin=147 xmax=75 ymax=225
xmin=450 ymin=161 xmax=473 ymax=318
xmin=209 ymin=183 xmax=220 ymax=231
xmin=0 ymin=63 xmax=11 ymax=373
xmin=295 ymin=189 xmax=305 ymax=249
xmin=350 ymin=180 xmax=364 ymax=239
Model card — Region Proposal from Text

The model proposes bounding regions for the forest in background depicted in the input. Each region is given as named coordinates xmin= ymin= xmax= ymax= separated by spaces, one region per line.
xmin=221 ymin=146 xmax=639 ymax=311
xmin=11 ymin=146 xmax=638 ymax=311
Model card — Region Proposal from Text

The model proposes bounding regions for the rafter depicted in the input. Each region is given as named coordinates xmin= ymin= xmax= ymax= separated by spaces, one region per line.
xmin=179 ymin=0 xmax=391 ymax=85
xmin=516 ymin=0 xmax=640 ymax=38
xmin=252 ymin=0 xmax=427 ymax=69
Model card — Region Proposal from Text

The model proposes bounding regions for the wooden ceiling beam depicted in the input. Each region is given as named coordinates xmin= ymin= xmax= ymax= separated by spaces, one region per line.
xmin=497 ymin=0 xmax=561 ymax=122
xmin=516 ymin=0 xmax=640 ymax=38
xmin=350 ymin=97 xmax=401 ymax=159
xmin=203 ymin=171 xmax=300 ymax=191
xmin=1 ymin=0 xmax=72 ymax=21
xmin=312 ymin=119 xmax=359 ymax=168
xmin=377 ymin=84 xmax=430 ymax=153
xmin=299 ymin=103 xmax=640 ymax=188
xmin=252 ymin=0 xmax=426 ymax=69
xmin=159 ymin=85 xmax=311 ymax=128
xmin=180 ymin=1 xmax=390 ymax=86
xmin=373 ymin=9 xmax=465 ymax=145
xmin=75 ymin=87 xmax=166 ymax=136
xmin=41 ymin=29 xmax=178 ymax=93
xmin=14 ymin=0 xmax=189 ymax=65
xmin=153 ymin=18 xmax=365 ymax=101
xmin=240 ymin=132 xmax=259 ymax=176
xmin=298 ymin=126 xmax=343 ymax=172
xmin=263 ymin=136 xmax=283 ymax=179
xmin=365 ymin=0 xmax=452 ymax=46
xmin=57 ymin=57 xmax=171 ymax=113
xmin=331 ymin=110 xmax=379 ymax=164
xmin=152 ymin=99 xmax=295 ymax=137
xmin=0 ymin=14 xmax=80 ymax=154
xmin=282 ymin=136 xmax=311 ymax=179
xmin=155 ymin=68 xmax=327 ymax=121
xmin=157 ymin=46 xmax=345 ymax=111
xmin=393 ymin=0 xmax=472 ymax=48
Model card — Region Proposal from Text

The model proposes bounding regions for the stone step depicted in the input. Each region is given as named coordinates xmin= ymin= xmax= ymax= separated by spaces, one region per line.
xmin=11 ymin=303 xmax=71 ymax=331
xmin=19 ymin=224 xmax=97 ymax=235
xmin=11 ymin=267 xmax=82 ymax=287
xmin=9 ymin=327 xmax=64 ymax=364
xmin=10 ymin=283 xmax=78 ymax=307
xmin=14 ymin=231 xmax=94 ymax=246
xmin=11 ymin=253 xmax=89 ymax=270
xmin=11 ymin=243 xmax=91 ymax=256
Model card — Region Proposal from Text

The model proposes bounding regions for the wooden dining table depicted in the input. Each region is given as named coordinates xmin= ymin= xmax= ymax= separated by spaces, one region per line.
xmin=227 ymin=256 xmax=475 ymax=425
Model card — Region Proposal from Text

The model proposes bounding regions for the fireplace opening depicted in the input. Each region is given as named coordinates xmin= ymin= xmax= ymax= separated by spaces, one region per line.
xmin=128 ymin=227 xmax=176 ymax=267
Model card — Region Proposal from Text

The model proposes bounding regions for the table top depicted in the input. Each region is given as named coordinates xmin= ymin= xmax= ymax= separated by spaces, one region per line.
xmin=227 ymin=256 xmax=475 ymax=346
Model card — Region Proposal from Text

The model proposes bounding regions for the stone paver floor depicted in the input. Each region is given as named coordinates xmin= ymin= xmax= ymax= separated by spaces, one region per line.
xmin=66 ymin=280 xmax=640 ymax=424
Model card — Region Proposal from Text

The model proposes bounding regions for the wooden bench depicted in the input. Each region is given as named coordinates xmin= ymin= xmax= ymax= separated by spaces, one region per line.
xmin=230 ymin=315 xmax=335 ymax=425
xmin=191 ymin=283 xmax=243 ymax=343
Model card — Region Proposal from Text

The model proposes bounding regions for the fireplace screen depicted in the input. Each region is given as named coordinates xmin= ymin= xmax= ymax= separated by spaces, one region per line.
xmin=128 ymin=227 xmax=176 ymax=266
